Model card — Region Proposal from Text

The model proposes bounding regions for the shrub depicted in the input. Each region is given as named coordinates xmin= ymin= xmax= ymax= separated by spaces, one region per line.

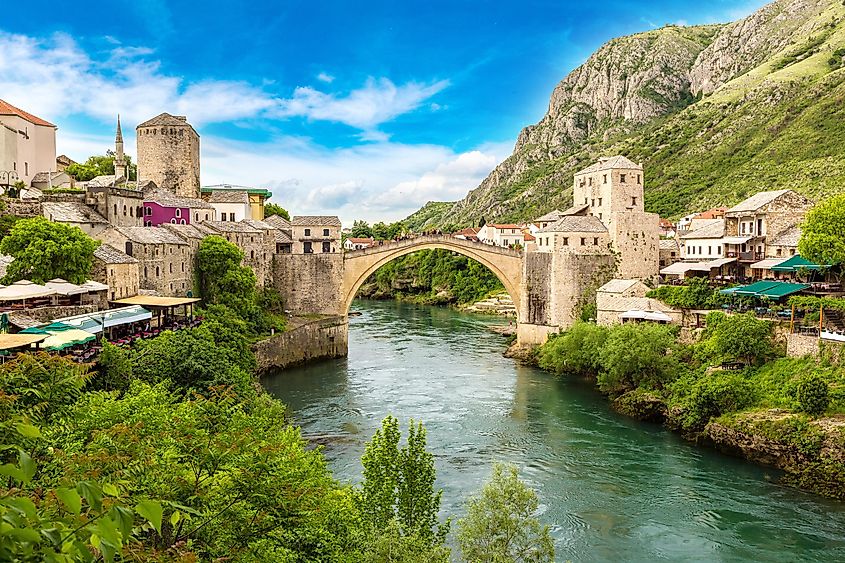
xmin=709 ymin=312 xmax=774 ymax=366
xmin=597 ymin=323 xmax=679 ymax=393
xmin=537 ymin=322 xmax=608 ymax=376
xmin=796 ymin=374 xmax=830 ymax=415
xmin=683 ymin=371 xmax=757 ymax=429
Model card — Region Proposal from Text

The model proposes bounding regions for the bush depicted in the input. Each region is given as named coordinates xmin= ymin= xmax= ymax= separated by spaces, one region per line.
xmin=537 ymin=322 xmax=608 ymax=376
xmin=597 ymin=323 xmax=679 ymax=394
xmin=709 ymin=312 xmax=774 ymax=366
xmin=683 ymin=371 xmax=757 ymax=429
xmin=796 ymin=374 xmax=830 ymax=415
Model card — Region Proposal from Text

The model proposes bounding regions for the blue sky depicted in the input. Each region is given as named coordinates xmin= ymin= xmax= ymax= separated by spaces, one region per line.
xmin=1 ymin=0 xmax=766 ymax=222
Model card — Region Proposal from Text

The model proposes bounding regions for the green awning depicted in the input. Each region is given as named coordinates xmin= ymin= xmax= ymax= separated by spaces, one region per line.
xmin=756 ymin=282 xmax=810 ymax=299
xmin=719 ymin=286 xmax=741 ymax=295
xmin=732 ymin=281 xmax=781 ymax=295
xmin=770 ymin=255 xmax=827 ymax=272
xmin=21 ymin=326 xmax=50 ymax=334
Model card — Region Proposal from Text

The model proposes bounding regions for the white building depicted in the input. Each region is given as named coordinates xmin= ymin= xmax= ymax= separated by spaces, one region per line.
xmin=344 ymin=237 xmax=375 ymax=251
xmin=680 ymin=219 xmax=725 ymax=261
xmin=478 ymin=224 xmax=524 ymax=247
xmin=208 ymin=190 xmax=251 ymax=222
xmin=0 ymin=99 xmax=57 ymax=187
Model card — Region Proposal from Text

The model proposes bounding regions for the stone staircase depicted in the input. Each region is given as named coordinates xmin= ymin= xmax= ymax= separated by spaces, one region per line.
xmin=462 ymin=292 xmax=517 ymax=317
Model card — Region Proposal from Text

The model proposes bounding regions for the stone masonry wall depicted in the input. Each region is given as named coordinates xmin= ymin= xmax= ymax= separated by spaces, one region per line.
xmin=2 ymin=198 xmax=41 ymax=217
xmin=613 ymin=211 xmax=659 ymax=281
xmin=272 ymin=253 xmax=344 ymax=315
xmin=253 ymin=316 xmax=348 ymax=372
xmin=787 ymin=333 xmax=820 ymax=358
xmin=521 ymin=251 xmax=553 ymax=326
xmin=550 ymin=252 xmax=618 ymax=330
xmin=137 ymin=125 xmax=200 ymax=198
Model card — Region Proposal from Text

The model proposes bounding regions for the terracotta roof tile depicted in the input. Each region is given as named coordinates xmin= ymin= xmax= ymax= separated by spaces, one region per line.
xmin=0 ymin=99 xmax=55 ymax=127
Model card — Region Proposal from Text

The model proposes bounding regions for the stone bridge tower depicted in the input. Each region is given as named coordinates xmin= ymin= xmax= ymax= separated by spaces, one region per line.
xmin=136 ymin=113 xmax=200 ymax=198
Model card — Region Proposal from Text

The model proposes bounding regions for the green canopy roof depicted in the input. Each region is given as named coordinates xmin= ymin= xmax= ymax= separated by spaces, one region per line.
xmin=732 ymin=281 xmax=781 ymax=295
xmin=771 ymin=255 xmax=827 ymax=272
xmin=756 ymin=282 xmax=810 ymax=299
xmin=21 ymin=326 xmax=50 ymax=334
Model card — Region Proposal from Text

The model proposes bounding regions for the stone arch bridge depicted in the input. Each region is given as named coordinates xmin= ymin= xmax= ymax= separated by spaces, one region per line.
xmin=272 ymin=233 xmax=616 ymax=347
xmin=342 ymin=235 xmax=524 ymax=316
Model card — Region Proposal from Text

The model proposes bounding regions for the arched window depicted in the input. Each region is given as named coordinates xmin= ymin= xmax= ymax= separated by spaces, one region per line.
xmin=171 ymin=218 xmax=177 ymax=224
xmin=123 ymin=205 xmax=127 ymax=216
xmin=175 ymin=208 xmax=181 ymax=218
xmin=130 ymin=207 xmax=134 ymax=217
xmin=195 ymin=213 xmax=199 ymax=222
xmin=146 ymin=206 xmax=152 ymax=216
xmin=180 ymin=219 xmax=186 ymax=225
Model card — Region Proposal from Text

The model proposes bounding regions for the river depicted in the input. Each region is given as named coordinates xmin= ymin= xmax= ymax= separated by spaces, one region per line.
xmin=261 ymin=300 xmax=845 ymax=561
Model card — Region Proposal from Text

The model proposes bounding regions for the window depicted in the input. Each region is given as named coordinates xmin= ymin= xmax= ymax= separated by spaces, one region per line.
xmin=305 ymin=228 xmax=311 ymax=236
xmin=631 ymin=196 xmax=637 ymax=206
xmin=603 ymin=174 xmax=607 ymax=184
xmin=205 ymin=213 xmax=209 ymax=220
xmin=24 ymin=162 xmax=28 ymax=176
xmin=563 ymin=237 xmax=568 ymax=246
xmin=230 ymin=213 xmax=236 ymax=221
xmin=123 ymin=205 xmax=127 ymax=216
xmin=125 ymin=242 xmax=133 ymax=256
xmin=171 ymin=219 xmax=177 ymax=224
xmin=741 ymin=223 xmax=746 ymax=234
xmin=637 ymin=174 xmax=641 ymax=184
xmin=146 ymin=207 xmax=152 ymax=216
xmin=169 ymin=264 xmax=173 ymax=273
xmin=156 ymin=266 xmax=160 ymax=277
xmin=195 ymin=213 xmax=199 ymax=221
xmin=250 ymin=250 xmax=255 ymax=259
xmin=580 ymin=237 xmax=585 ymax=245
xmin=620 ymin=174 xmax=626 ymax=183
xmin=221 ymin=214 xmax=227 ymax=221
xmin=598 ymin=198 xmax=602 ymax=206
xmin=584 ymin=198 xmax=588 ymax=204
xmin=690 ymin=246 xmax=694 ymax=255
xmin=182 ymin=263 xmax=185 ymax=272
xmin=757 ymin=218 xmax=763 ymax=235
xmin=114 ymin=204 xmax=118 ymax=216
xmin=180 ymin=219 xmax=186 ymax=224
xmin=598 ymin=213 xmax=603 ymax=221
xmin=130 ymin=207 xmax=134 ymax=217
xmin=708 ymin=246 xmax=712 ymax=255
xmin=144 ymin=266 xmax=147 ymax=278
xmin=776 ymin=248 xmax=782 ymax=257
xmin=145 ymin=221 xmax=152 ymax=227
xmin=323 ymin=228 xmax=330 ymax=236
xmin=304 ymin=241 xmax=313 ymax=253
xmin=322 ymin=241 xmax=331 ymax=253
xmin=698 ymin=246 xmax=703 ymax=255
xmin=717 ymin=245 xmax=722 ymax=255
xmin=591 ymin=199 xmax=595 ymax=206
xmin=588 ymin=177 xmax=592 ymax=186
xmin=503 ymin=239 xmax=508 ymax=246
xmin=593 ymin=237 xmax=599 ymax=245
xmin=175 ymin=208 xmax=181 ymax=218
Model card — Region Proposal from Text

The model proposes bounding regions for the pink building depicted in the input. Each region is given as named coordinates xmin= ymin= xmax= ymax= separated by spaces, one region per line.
xmin=142 ymin=189 xmax=215 ymax=227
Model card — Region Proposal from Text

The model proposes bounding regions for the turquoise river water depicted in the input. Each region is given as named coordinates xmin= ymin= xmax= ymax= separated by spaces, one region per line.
xmin=261 ymin=300 xmax=845 ymax=562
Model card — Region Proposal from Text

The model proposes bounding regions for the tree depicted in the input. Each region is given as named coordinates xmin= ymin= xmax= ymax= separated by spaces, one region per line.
xmin=798 ymin=194 xmax=845 ymax=267
xmin=457 ymin=463 xmax=554 ymax=563
xmin=710 ymin=312 xmax=774 ymax=366
xmin=372 ymin=222 xmax=390 ymax=240
xmin=65 ymin=151 xmax=137 ymax=181
xmin=196 ymin=236 xmax=259 ymax=321
xmin=0 ymin=217 xmax=99 ymax=284
xmin=358 ymin=416 xmax=448 ymax=546
xmin=264 ymin=202 xmax=290 ymax=221
xmin=351 ymin=220 xmax=373 ymax=238
xmin=538 ymin=322 xmax=608 ymax=377
xmin=597 ymin=323 xmax=679 ymax=393
xmin=796 ymin=373 xmax=829 ymax=415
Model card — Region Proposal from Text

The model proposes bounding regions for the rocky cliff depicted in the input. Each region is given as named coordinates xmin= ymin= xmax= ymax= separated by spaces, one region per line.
xmin=407 ymin=0 xmax=845 ymax=228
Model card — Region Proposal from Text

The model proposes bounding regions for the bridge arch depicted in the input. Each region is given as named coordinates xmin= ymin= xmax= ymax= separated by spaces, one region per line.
xmin=341 ymin=235 xmax=524 ymax=318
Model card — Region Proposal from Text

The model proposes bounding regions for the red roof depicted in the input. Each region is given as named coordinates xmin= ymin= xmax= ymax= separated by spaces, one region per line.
xmin=523 ymin=233 xmax=536 ymax=241
xmin=0 ymin=99 xmax=56 ymax=127
xmin=694 ymin=207 xmax=727 ymax=220
xmin=487 ymin=223 xmax=520 ymax=229
xmin=454 ymin=227 xmax=480 ymax=236
xmin=347 ymin=237 xmax=374 ymax=244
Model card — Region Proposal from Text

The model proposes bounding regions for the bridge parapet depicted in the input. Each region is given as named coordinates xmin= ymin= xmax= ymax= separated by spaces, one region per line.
xmin=345 ymin=234 xmax=523 ymax=258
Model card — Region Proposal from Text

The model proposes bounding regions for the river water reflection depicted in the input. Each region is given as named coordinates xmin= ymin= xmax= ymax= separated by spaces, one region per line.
xmin=261 ymin=300 xmax=845 ymax=561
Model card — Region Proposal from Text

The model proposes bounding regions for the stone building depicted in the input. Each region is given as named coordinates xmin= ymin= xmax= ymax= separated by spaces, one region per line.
xmin=291 ymin=216 xmax=341 ymax=254
xmin=85 ymin=186 xmax=144 ymax=227
xmin=570 ymin=156 xmax=659 ymax=280
xmin=0 ymin=99 xmax=57 ymax=186
xmin=42 ymin=201 xmax=110 ymax=236
xmin=97 ymin=226 xmax=194 ymax=296
xmin=31 ymin=171 xmax=72 ymax=190
xmin=136 ymin=113 xmax=200 ymax=199
xmin=534 ymin=215 xmax=610 ymax=253
xmin=596 ymin=279 xmax=678 ymax=326
xmin=765 ymin=225 xmax=801 ymax=259
xmin=92 ymin=244 xmax=140 ymax=301
xmin=659 ymin=239 xmax=680 ymax=269
xmin=723 ymin=190 xmax=813 ymax=275
xmin=202 ymin=221 xmax=275 ymax=286
xmin=264 ymin=215 xmax=293 ymax=253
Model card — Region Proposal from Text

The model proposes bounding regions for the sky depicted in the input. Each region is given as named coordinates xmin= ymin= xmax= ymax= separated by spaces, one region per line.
xmin=0 ymin=0 xmax=767 ymax=223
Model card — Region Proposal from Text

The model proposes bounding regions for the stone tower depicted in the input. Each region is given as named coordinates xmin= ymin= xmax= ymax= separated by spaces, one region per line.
xmin=113 ymin=115 xmax=128 ymax=180
xmin=136 ymin=113 xmax=200 ymax=198
xmin=572 ymin=156 xmax=659 ymax=281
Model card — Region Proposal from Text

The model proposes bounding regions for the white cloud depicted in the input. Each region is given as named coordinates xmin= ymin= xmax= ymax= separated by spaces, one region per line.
xmin=274 ymin=77 xmax=450 ymax=132
xmin=317 ymin=72 xmax=335 ymax=83
xmin=0 ymin=31 xmax=447 ymax=133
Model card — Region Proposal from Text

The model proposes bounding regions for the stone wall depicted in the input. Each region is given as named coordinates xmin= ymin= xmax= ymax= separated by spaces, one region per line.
xmin=92 ymin=260 xmax=140 ymax=301
xmin=272 ymin=253 xmax=344 ymax=315
xmin=253 ymin=316 xmax=348 ymax=372
xmin=549 ymin=252 xmax=618 ymax=330
xmin=2 ymin=198 xmax=41 ymax=217
xmin=137 ymin=124 xmax=200 ymax=199
xmin=22 ymin=305 xmax=98 ymax=323
xmin=521 ymin=251 xmax=552 ymax=326
xmin=612 ymin=211 xmax=660 ymax=281
xmin=86 ymin=187 xmax=144 ymax=227
xmin=787 ymin=333 xmax=819 ymax=358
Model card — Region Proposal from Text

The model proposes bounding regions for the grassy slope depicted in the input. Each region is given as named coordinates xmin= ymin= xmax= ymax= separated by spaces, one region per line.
xmin=407 ymin=2 xmax=845 ymax=228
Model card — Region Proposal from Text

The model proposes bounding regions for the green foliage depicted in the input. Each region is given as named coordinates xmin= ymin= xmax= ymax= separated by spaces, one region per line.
xmin=647 ymin=278 xmax=727 ymax=309
xmin=350 ymin=219 xmax=407 ymax=240
xmin=351 ymin=220 xmax=373 ymax=238
xmin=788 ymin=295 xmax=845 ymax=312
xmin=709 ymin=312 xmax=774 ymax=365
xmin=597 ymin=323 xmax=679 ymax=393
xmin=0 ymin=212 xmax=21 ymax=243
xmin=93 ymin=342 xmax=133 ymax=392
xmin=264 ymin=202 xmax=290 ymax=220
xmin=362 ymin=249 xmax=505 ymax=306
xmin=799 ymin=193 xmax=845 ymax=267
xmin=678 ymin=371 xmax=757 ymax=429
xmin=457 ymin=463 xmax=555 ymax=563
xmin=0 ymin=217 xmax=99 ymax=284
xmin=796 ymin=374 xmax=830 ymax=415
xmin=65 ymin=151 xmax=136 ymax=181
xmin=537 ymin=322 xmax=608 ymax=376
xmin=358 ymin=416 xmax=449 ymax=547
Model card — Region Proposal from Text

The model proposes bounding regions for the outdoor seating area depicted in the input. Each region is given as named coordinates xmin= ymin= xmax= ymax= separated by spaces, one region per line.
xmin=0 ymin=278 xmax=108 ymax=311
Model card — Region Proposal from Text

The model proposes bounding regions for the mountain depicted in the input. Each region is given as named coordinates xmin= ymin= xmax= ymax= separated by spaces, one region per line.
xmin=406 ymin=0 xmax=845 ymax=229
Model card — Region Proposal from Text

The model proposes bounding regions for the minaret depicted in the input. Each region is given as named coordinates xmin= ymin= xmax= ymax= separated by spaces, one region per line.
xmin=114 ymin=115 xmax=128 ymax=181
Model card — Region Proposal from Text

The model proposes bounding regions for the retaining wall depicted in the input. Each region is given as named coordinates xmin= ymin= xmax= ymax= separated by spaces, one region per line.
xmin=253 ymin=315 xmax=348 ymax=372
